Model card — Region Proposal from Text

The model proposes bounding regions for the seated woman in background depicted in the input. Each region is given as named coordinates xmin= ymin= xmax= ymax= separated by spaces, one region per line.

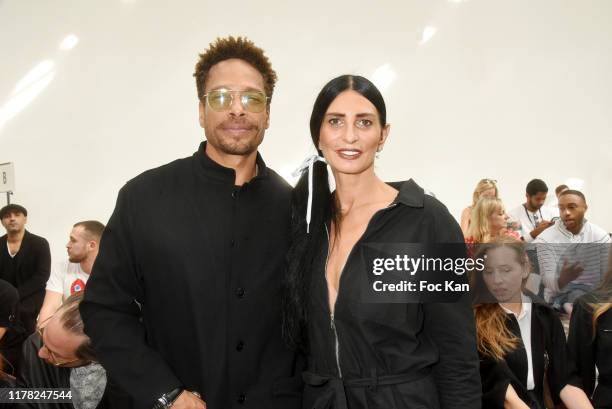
xmin=465 ymin=197 xmax=520 ymax=246
xmin=568 ymin=245 xmax=612 ymax=408
xmin=472 ymin=237 xmax=592 ymax=409
xmin=461 ymin=178 xmax=499 ymax=236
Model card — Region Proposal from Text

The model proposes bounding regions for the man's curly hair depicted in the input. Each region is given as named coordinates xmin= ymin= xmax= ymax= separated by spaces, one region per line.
xmin=194 ymin=36 xmax=277 ymax=103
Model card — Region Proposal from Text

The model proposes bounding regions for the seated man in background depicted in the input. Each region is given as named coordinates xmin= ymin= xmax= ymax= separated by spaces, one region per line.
xmin=535 ymin=190 xmax=611 ymax=314
xmin=38 ymin=221 xmax=105 ymax=323
xmin=0 ymin=204 xmax=51 ymax=374
xmin=19 ymin=292 xmax=130 ymax=409
xmin=508 ymin=178 xmax=557 ymax=242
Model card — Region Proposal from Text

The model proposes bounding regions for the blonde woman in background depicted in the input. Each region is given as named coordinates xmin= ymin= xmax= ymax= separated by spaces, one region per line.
xmin=461 ymin=179 xmax=499 ymax=236
xmin=465 ymin=197 xmax=519 ymax=246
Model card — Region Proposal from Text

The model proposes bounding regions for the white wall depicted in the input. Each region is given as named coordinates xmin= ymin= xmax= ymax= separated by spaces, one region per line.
xmin=1 ymin=0 xmax=611 ymax=263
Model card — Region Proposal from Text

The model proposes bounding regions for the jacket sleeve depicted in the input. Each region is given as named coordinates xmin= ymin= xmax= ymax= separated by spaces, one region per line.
xmin=567 ymin=299 xmax=596 ymax=398
xmin=17 ymin=235 xmax=51 ymax=313
xmin=80 ymin=185 xmax=181 ymax=409
xmin=424 ymin=203 xmax=481 ymax=409
xmin=545 ymin=308 xmax=570 ymax=404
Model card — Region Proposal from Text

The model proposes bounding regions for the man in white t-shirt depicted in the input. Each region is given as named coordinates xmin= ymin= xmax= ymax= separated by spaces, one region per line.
xmin=534 ymin=190 xmax=611 ymax=314
xmin=38 ymin=221 xmax=105 ymax=323
xmin=508 ymin=179 xmax=558 ymax=243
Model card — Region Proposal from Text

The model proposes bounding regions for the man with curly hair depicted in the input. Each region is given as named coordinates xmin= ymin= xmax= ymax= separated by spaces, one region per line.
xmin=81 ymin=36 xmax=302 ymax=409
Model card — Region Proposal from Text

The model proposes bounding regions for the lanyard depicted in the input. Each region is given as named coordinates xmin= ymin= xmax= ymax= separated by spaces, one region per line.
xmin=523 ymin=204 xmax=543 ymax=229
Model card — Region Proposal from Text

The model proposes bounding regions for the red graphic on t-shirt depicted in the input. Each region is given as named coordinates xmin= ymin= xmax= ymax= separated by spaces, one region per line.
xmin=70 ymin=279 xmax=86 ymax=294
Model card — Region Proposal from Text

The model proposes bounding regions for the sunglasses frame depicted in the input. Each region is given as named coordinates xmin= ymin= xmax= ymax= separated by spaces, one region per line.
xmin=202 ymin=89 xmax=269 ymax=113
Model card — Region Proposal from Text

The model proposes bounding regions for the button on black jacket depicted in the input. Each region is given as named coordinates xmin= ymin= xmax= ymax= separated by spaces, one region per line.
xmin=80 ymin=142 xmax=303 ymax=409
xmin=303 ymin=180 xmax=481 ymax=409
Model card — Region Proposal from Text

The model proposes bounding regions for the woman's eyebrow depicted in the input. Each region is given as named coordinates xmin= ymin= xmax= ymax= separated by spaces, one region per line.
xmin=325 ymin=112 xmax=376 ymax=117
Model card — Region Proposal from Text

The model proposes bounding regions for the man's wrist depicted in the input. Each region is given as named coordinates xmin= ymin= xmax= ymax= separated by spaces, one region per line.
xmin=153 ymin=388 xmax=183 ymax=409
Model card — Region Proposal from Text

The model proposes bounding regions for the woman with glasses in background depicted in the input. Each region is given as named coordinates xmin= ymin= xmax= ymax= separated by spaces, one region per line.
xmin=283 ymin=74 xmax=481 ymax=409
xmin=461 ymin=179 xmax=499 ymax=237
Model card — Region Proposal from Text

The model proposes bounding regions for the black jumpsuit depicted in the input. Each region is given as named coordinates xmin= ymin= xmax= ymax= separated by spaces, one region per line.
xmin=303 ymin=179 xmax=481 ymax=409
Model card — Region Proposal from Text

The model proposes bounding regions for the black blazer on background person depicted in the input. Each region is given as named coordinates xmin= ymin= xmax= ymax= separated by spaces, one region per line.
xmin=479 ymin=292 xmax=569 ymax=409
xmin=0 ymin=230 xmax=50 ymax=374
xmin=0 ymin=230 xmax=50 ymax=334
xmin=81 ymin=142 xmax=303 ymax=409
xmin=0 ymin=278 xmax=21 ymax=374
xmin=568 ymin=294 xmax=612 ymax=408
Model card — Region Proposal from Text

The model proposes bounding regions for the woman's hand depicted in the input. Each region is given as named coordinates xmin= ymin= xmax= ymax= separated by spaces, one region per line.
xmin=504 ymin=384 xmax=530 ymax=409
xmin=560 ymin=384 xmax=594 ymax=409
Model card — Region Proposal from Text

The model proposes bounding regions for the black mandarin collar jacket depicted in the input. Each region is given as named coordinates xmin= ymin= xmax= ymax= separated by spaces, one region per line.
xmin=81 ymin=142 xmax=302 ymax=409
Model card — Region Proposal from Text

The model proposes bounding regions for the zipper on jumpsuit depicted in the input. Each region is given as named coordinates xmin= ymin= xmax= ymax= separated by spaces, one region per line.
xmin=324 ymin=202 xmax=398 ymax=381
xmin=325 ymin=224 xmax=343 ymax=379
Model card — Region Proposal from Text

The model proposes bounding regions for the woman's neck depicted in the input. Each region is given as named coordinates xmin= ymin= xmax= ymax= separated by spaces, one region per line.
xmin=333 ymin=168 xmax=394 ymax=213
xmin=489 ymin=227 xmax=502 ymax=239
xmin=500 ymin=294 xmax=523 ymax=315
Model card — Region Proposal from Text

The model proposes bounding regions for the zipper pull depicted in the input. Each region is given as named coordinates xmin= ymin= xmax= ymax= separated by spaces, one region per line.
xmin=330 ymin=313 xmax=335 ymax=330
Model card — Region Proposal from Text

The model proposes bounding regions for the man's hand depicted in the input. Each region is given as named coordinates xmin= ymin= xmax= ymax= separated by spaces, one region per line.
xmin=529 ymin=220 xmax=554 ymax=239
xmin=171 ymin=391 xmax=206 ymax=409
xmin=557 ymin=260 xmax=584 ymax=289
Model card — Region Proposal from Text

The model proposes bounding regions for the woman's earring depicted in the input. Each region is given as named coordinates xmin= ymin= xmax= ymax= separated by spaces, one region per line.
xmin=376 ymin=146 xmax=382 ymax=159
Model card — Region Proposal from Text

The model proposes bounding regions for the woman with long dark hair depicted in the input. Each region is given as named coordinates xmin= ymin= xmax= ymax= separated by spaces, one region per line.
xmin=568 ymin=244 xmax=612 ymax=407
xmin=283 ymin=75 xmax=481 ymax=408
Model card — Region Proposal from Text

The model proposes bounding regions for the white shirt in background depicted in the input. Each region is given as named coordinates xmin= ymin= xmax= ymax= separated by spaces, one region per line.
xmin=534 ymin=219 xmax=611 ymax=296
xmin=500 ymin=293 xmax=535 ymax=390
xmin=46 ymin=260 xmax=90 ymax=299
xmin=508 ymin=204 xmax=558 ymax=243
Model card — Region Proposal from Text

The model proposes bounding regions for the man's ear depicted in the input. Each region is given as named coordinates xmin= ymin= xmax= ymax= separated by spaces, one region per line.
xmin=198 ymin=101 xmax=206 ymax=129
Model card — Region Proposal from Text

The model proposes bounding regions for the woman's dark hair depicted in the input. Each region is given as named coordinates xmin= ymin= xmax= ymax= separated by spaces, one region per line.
xmin=282 ymin=75 xmax=387 ymax=352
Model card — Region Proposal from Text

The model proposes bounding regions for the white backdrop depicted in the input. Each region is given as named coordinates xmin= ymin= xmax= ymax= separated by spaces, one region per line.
xmin=1 ymin=0 xmax=611 ymax=263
